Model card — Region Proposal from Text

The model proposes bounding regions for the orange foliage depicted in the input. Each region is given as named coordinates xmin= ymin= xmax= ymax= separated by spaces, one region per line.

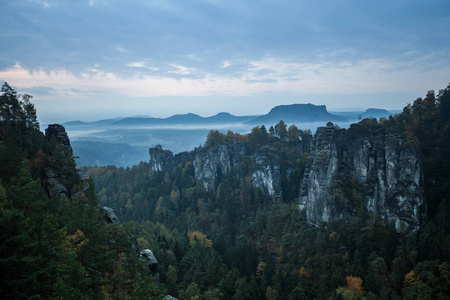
xmin=188 ymin=231 xmax=212 ymax=248
xmin=299 ymin=266 xmax=311 ymax=278
xmin=344 ymin=276 xmax=365 ymax=295
xmin=402 ymin=270 xmax=419 ymax=296
xmin=256 ymin=261 xmax=266 ymax=278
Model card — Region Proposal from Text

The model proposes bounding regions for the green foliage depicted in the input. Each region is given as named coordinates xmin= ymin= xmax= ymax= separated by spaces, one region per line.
xmin=4 ymin=82 xmax=450 ymax=299
xmin=0 ymin=83 xmax=163 ymax=299
xmin=87 ymin=81 xmax=450 ymax=298
xmin=275 ymin=120 xmax=288 ymax=141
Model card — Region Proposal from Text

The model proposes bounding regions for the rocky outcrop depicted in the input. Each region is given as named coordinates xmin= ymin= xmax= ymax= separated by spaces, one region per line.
xmin=140 ymin=249 xmax=158 ymax=274
xmin=44 ymin=124 xmax=74 ymax=199
xmin=149 ymin=145 xmax=175 ymax=172
xmin=193 ymin=142 xmax=286 ymax=198
xmin=299 ymin=122 xmax=425 ymax=231
xmin=45 ymin=124 xmax=72 ymax=153
xmin=250 ymin=146 xmax=282 ymax=198
xmin=103 ymin=206 xmax=120 ymax=224
xmin=44 ymin=168 xmax=70 ymax=198
xmin=193 ymin=142 xmax=245 ymax=191
xmin=150 ymin=142 xmax=290 ymax=200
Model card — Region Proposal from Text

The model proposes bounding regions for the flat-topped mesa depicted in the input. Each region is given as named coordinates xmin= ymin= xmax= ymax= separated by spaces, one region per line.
xmin=299 ymin=121 xmax=425 ymax=231
xmin=248 ymin=103 xmax=345 ymax=125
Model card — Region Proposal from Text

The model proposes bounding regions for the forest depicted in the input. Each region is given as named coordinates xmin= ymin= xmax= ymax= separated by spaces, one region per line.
xmin=1 ymin=81 xmax=450 ymax=299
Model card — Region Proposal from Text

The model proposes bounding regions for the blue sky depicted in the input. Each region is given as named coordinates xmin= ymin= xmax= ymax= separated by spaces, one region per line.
xmin=1 ymin=0 xmax=450 ymax=123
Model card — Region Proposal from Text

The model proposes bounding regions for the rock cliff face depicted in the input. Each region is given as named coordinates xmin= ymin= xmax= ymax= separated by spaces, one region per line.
xmin=140 ymin=249 xmax=158 ymax=274
xmin=103 ymin=206 xmax=120 ymax=224
xmin=44 ymin=124 xmax=73 ymax=199
xmin=192 ymin=142 xmax=245 ymax=191
xmin=299 ymin=122 xmax=425 ymax=231
xmin=249 ymin=146 xmax=282 ymax=197
xmin=149 ymin=145 xmax=175 ymax=172
xmin=45 ymin=124 xmax=72 ymax=153
xmin=45 ymin=169 xmax=69 ymax=198
xmin=149 ymin=142 xmax=292 ymax=200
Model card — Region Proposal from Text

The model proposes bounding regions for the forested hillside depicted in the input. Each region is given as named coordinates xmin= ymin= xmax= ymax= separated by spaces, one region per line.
xmin=2 ymin=81 xmax=450 ymax=299
xmin=0 ymin=83 xmax=164 ymax=299
xmin=82 ymin=84 xmax=450 ymax=299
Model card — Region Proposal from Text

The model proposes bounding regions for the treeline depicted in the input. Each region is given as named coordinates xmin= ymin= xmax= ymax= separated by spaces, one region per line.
xmin=83 ymin=84 xmax=450 ymax=299
xmin=0 ymin=83 xmax=163 ymax=299
xmin=204 ymin=120 xmax=312 ymax=146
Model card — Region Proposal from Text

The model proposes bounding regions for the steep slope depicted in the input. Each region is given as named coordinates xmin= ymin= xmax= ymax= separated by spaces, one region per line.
xmin=299 ymin=121 xmax=425 ymax=231
xmin=149 ymin=138 xmax=302 ymax=201
xmin=0 ymin=83 xmax=164 ymax=299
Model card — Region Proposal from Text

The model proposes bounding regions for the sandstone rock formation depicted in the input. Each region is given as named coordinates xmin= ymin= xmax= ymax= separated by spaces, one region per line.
xmin=44 ymin=124 xmax=73 ymax=199
xmin=140 ymin=249 xmax=159 ymax=274
xmin=44 ymin=168 xmax=69 ymax=198
xmin=103 ymin=206 xmax=120 ymax=224
xmin=149 ymin=145 xmax=175 ymax=172
xmin=149 ymin=142 xmax=292 ymax=200
xmin=299 ymin=122 xmax=425 ymax=231
xmin=192 ymin=142 xmax=245 ymax=191
xmin=45 ymin=124 xmax=72 ymax=153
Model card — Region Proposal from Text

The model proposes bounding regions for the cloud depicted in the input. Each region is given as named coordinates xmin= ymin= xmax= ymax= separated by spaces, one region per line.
xmin=127 ymin=61 xmax=145 ymax=68
xmin=112 ymin=45 xmax=127 ymax=53
xmin=245 ymin=79 xmax=278 ymax=84
xmin=28 ymin=0 xmax=50 ymax=8
xmin=168 ymin=64 xmax=197 ymax=75
xmin=127 ymin=61 xmax=159 ymax=71
xmin=3 ymin=0 xmax=448 ymax=84
xmin=88 ymin=0 xmax=109 ymax=7
xmin=21 ymin=86 xmax=57 ymax=96
xmin=221 ymin=61 xmax=231 ymax=68
xmin=2 ymin=53 xmax=449 ymax=103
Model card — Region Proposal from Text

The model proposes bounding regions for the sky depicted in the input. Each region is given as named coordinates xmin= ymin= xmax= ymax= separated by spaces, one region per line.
xmin=1 ymin=0 xmax=450 ymax=124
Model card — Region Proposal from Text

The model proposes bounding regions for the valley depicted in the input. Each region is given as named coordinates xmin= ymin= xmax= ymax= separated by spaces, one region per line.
xmin=64 ymin=105 xmax=396 ymax=167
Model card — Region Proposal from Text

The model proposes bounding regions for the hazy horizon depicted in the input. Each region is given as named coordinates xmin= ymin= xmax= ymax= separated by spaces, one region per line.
xmin=40 ymin=102 xmax=402 ymax=126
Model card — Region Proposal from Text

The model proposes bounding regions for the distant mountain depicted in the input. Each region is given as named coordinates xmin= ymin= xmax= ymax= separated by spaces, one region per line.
xmin=112 ymin=117 xmax=161 ymax=126
xmin=64 ymin=120 xmax=87 ymax=126
xmin=164 ymin=113 xmax=206 ymax=124
xmin=64 ymin=112 xmax=259 ymax=128
xmin=205 ymin=112 xmax=258 ymax=124
xmin=248 ymin=103 xmax=345 ymax=125
xmin=64 ymin=118 xmax=123 ymax=128
xmin=361 ymin=108 xmax=392 ymax=119
xmin=332 ymin=108 xmax=395 ymax=121
xmin=63 ymin=104 xmax=401 ymax=167
xmin=63 ymin=106 xmax=398 ymax=130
